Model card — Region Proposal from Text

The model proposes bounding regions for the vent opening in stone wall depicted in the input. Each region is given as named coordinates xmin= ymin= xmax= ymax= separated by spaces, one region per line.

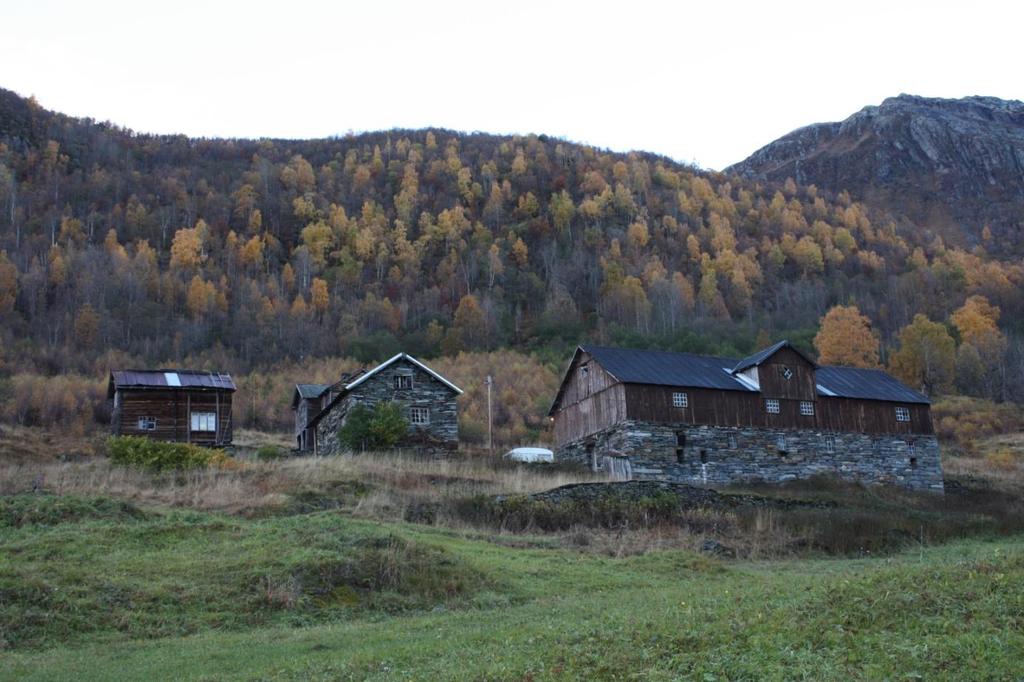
xmin=824 ymin=435 xmax=835 ymax=454
xmin=728 ymin=433 xmax=738 ymax=448
xmin=776 ymin=435 xmax=788 ymax=455
xmin=675 ymin=431 xmax=686 ymax=463
xmin=699 ymin=450 xmax=708 ymax=464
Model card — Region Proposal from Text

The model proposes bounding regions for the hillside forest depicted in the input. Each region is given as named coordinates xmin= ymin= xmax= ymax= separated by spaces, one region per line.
xmin=0 ymin=88 xmax=1022 ymax=443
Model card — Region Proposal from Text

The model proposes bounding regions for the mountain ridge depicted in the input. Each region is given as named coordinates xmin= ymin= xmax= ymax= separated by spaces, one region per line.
xmin=727 ymin=94 xmax=1024 ymax=250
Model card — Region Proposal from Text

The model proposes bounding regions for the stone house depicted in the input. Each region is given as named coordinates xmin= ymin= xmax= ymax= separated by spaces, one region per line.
xmin=548 ymin=341 xmax=943 ymax=492
xmin=293 ymin=353 xmax=462 ymax=455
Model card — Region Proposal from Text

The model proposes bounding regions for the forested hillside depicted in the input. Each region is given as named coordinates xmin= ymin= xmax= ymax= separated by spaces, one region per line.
xmin=1 ymin=87 xmax=1023 ymax=436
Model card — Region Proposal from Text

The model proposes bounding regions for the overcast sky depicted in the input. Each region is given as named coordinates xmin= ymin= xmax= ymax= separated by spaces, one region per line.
xmin=2 ymin=0 xmax=1020 ymax=170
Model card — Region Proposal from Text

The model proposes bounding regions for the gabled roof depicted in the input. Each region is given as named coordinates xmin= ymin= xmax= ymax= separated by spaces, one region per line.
xmin=549 ymin=344 xmax=929 ymax=414
xmin=344 ymin=353 xmax=463 ymax=395
xmin=296 ymin=383 xmax=330 ymax=400
xmin=108 ymin=369 xmax=236 ymax=398
xmin=583 ymin=346 xmax=754 ymax=392
xmin=306 ymin=353 xmax=462 ymax=430
xmin=731 ymin=340 xmax=816 ymax=373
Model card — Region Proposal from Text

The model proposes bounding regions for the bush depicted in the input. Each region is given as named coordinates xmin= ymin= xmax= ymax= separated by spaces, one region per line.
xmin=256 ymin=445 xmax=286 ymax=461
xmin=107 ymin=435 xmax=231 ymax=471
xmin=338 ymin=402 xmax=408 ymax=451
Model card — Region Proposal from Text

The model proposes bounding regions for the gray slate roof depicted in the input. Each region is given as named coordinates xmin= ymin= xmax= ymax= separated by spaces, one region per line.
xmin=108 ymin=369 xmax=236 ymax=394
xmin=580 ymin=345 xmax=929 ymax=404
xmin=295 ymin=383 xmax=330 ymax=400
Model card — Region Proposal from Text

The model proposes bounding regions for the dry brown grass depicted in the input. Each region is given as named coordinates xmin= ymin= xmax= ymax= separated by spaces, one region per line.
xmin=0 ymin=450 xmax=603 ymax=517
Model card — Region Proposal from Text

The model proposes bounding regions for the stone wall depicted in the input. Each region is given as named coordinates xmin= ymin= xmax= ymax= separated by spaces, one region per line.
xmin=313 ymin=358 xmax=458 ymax=455
xmin=557 ymin=420 xmax=944 ymax=493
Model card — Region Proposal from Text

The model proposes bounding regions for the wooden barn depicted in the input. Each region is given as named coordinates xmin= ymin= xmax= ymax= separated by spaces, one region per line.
xmin=108 ymin=369 xmax=236 ymax=446
xmin=548 ymin=341 xmax=944 ymax=492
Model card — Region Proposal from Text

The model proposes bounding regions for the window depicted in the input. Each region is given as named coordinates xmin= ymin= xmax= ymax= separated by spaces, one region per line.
xmin=800 ymin=401 xmax=815 ymax=416
xmin=728 ymin=433 xmax=738 ymax=449
xmin=765 ymin=399 xmax=780 ymax=414
xmin=191 ymin=412 xmax=216 ymax=432
xmin=895 ymin=406 xmax=911 ymax=422
xmin=776 ymin=435 xmax=788 ymax=453
xmin=409 ymin=407 xmax=430 ymax=426
xmin=824 ymin=436 xmax=836 ymax=454
xmin=781 ymin=366 xmax=793 ymax=380
xmin=672 ymin=392 xmax=688 ymax=408
xmin=394 ymin=374 xmax=413 ymax=390
xmin=137 ymin=416 xmax=156 ymax=431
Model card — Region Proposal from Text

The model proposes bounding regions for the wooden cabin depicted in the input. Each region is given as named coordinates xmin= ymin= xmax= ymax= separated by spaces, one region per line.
xmin=108 ymin=370 xmax=235 ymax=446
xmin=548 ymin=341 xmax=943 ymax=492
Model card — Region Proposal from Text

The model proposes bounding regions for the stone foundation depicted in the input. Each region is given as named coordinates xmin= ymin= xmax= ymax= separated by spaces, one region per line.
xmin=557 ymin=420 xmax=944 ymax=493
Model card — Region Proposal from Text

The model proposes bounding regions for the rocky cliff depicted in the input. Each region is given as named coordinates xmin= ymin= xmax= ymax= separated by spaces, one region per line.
xmin=727 ymin=95 xmax=1024 ymax=248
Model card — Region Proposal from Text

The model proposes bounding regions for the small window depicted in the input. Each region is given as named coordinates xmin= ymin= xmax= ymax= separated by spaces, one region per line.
xmin=781 ymin=366 xmax=793 ymax=380
xmin=895 ymin=406 xmax=911 ymax=422
xmin=800 ymin=401 xmax=815 ymax=416
xmin=137 ymin=416 xmax=156 ymax=431
xmin=765 ymin=399 xmax=780 ymax=414
xmin=672 ymin=392 xmax=688 ymax=408
xmin=824 ymin=436 xmax=836 ymax=454
xmin=191 ymin=412 xmax=216 ymax=432
xmin=728 ymin=433 xmax=738 ymax=449
xmin=409 ymin=407 xmax=430 ymax=426
xmin=395 ymin=374 xmax=413 ymax=390
xmin=776 ymin=435 xmax=787 ymax=453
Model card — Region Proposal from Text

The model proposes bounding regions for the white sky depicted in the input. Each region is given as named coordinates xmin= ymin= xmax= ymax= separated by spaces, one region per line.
xmin=2 ymin=0 xmax=1021 ymax=170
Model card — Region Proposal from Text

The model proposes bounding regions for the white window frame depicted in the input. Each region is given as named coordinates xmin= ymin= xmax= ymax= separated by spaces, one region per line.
xmin=800 ymin=401 xmax=815 ymax=416
xmin=765 ymin=399 xmax=780 ymax=414
xmin=394 ymin=374 xmax=413 ymax=390
xmin=409 ymin=407 xmax=430 ymax=426
xmin=137 ymin=416 xmax=156 ymax=431
xmin=824 ymin=435 xmax=835 ymax=454
xmin=895 ymin=406 xmax=911 ymax=422
xmin=191 ymin=411 xmax=217 ymax=432
xmin=672 ymin=392 xmax=689 ymax=408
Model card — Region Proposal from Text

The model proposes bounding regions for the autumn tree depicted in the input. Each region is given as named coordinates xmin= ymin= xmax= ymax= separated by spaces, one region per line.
xmin=310 ymin=277 xmax=329 ymax=323
xmin=813 ymin=305 xmax=880 ymax=368
xmin=0 ymin=251 xmax=17 ymax=314
xmin=73 ymin=304 xmax=100 ymax=349
xmin=888 ymin=314 xmax=956 ymax=396
xmin=443 ymin=294 xmax=487 ymax=353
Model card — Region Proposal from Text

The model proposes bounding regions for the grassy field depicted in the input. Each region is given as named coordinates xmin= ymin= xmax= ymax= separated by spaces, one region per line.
xmin=2 ymin=429 xmax=1024 ymax=680
xmin=1 ymin=496 xmax=1022 ymax=680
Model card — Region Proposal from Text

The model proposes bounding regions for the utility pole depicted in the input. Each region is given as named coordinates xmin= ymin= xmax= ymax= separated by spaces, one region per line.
xmin=485 ymin=375 xmax=493 ymax=455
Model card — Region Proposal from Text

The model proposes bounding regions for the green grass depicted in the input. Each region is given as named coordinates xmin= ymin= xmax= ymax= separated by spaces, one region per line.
xmin=2 ymin=495 xmax=1023 ymax=680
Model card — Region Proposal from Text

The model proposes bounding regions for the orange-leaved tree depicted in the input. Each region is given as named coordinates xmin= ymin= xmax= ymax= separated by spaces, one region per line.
xmin=813 ymin=305 xmax=880 ymax=368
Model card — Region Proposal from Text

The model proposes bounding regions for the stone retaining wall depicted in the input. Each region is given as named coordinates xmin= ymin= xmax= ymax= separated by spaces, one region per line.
xmin=557 ymin=420 xmax=944 ymax=492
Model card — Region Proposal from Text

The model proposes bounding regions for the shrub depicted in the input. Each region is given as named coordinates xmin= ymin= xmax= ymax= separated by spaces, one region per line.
xmin=107 ymin=435 xmax=231 ymax=471
xmin=256 ymin=445 xmax=286 ymax=461
xmin=338 ymin=402 xmax=408 ymax=451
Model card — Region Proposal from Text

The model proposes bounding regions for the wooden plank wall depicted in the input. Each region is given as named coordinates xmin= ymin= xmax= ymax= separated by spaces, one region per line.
xmin=552 ymin=353 xmax=628 ymax=444
xmin=757 ymin=348 xmax=817 ymax=400
xmin=622 ymin=384 xmax=932 ymax=435
xmin=114 ymin=389 xmax=234 ymax=445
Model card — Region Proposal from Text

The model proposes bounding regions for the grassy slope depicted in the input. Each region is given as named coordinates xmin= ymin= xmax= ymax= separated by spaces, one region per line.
xmin=1 ymin=496 xmax=1023 ymax=680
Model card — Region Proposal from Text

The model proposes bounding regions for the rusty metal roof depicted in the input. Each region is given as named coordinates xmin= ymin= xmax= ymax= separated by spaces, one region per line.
xmin=109 ymin=369 xmax=236 ymax=393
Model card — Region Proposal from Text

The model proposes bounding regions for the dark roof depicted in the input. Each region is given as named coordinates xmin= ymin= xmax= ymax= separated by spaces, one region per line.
xmin=108 ymin=369 xmax=236 ymax=396
xmin=583 ymin=346 xmax=753 ymax=392
xmin=731 ymin=340 xmax=815 ymax=373
xmin=296 ymin=384 xmax=330 ymax=400
xmin=549 ymin=345 xmax=929 ymax=413
xmin=815 ymin=366 xmax=929 ymax=404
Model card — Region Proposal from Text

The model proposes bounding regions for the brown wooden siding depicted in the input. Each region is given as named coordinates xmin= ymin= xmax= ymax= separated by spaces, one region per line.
xmin=757 ymin=347 xmax=817 ymax=400
xmin=621 ymin=384 xmax=932 ymax=436
xmin=113 ymin=388 xmax=233 ymax=445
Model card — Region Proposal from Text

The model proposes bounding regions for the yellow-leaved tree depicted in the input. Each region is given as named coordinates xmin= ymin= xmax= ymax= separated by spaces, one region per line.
xmin=888 ymin=314 xmax=956 ymax=396
xmin=813 ymin=305 xmax=880 ymax=367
